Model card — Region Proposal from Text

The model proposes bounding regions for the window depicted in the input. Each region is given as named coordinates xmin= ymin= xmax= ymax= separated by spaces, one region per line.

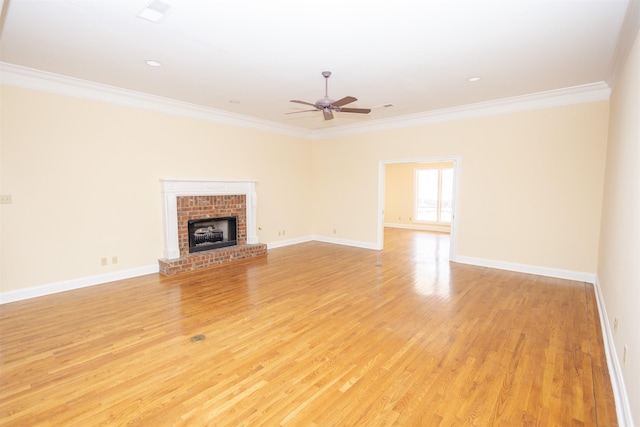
xmin=415 ymin=167 xmax=454 ymax=223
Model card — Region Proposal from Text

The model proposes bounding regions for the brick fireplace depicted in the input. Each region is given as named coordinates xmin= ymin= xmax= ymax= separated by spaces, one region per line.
xmin=158 ymin=179 xmax=267 ymax=275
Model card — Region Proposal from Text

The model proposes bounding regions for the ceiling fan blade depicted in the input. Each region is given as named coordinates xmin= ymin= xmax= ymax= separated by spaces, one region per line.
xmin=285 ymin=110 xmax=317 ymax=115
xmin=290 ymin=100 xmax=317 ymax=108
xmin=323 ymin=109 xmax=334 ymax=121
xmin=332 ymin=96 xmax=357 ymax=107
xmin=339 ymin=107 xmax=372 ymax=114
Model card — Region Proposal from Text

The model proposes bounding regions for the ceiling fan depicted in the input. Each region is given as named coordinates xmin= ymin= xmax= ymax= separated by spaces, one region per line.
xmin=288 ymin=71 xmax=371 ymax=121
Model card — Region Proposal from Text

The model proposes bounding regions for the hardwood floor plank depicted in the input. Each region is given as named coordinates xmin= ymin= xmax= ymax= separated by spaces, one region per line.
xmin=0 ymin=229 xmax=618 ymax=426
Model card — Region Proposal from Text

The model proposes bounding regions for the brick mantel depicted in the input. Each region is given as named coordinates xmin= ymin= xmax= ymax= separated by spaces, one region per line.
xmin=160 ymin=179 xmax=258 ymax=260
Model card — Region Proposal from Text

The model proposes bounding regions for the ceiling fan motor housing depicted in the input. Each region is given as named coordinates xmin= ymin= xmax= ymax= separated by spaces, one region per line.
xmin=316 ymin=97 xmax=335 ymax=108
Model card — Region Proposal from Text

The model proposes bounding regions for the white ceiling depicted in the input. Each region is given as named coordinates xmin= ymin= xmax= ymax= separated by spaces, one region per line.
xmin=0 ymin=0 xmax=631 ymax=132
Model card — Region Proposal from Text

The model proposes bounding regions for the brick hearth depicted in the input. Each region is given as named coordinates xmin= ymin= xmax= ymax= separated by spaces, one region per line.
xmin=158 ymin=243 xmax=267 ymax=275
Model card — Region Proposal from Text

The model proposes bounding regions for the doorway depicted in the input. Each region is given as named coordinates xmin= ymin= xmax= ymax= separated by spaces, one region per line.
xmin=377 ymin=156 xmax=460 ymax=261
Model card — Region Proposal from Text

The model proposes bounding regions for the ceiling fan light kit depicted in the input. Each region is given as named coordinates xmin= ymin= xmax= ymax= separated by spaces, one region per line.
xmin=288 ymin=71 xmax=371 ymax=121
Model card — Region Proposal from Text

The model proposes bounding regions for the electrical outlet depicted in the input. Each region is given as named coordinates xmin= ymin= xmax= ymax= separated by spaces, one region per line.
xmin=623 ymin=345 xmax=627 ymax=365
xmin=333 ymin=229 xmax=337 ymax=234
xmin=282 ymin=230 xmax=285 ymax=236
xmin=0 ymin=194 xmax=12 ymax=204
xmin=101 ymin=257 xmax=108 ymax=266
xmin=112 ymin=256 xmax=118 ymax=264
xmin=614 ymin=317 xmax=618 ymax=333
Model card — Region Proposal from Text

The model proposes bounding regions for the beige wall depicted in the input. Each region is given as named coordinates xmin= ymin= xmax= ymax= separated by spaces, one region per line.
xmin=312 ymin=102 xmax=609 ymax=273
xmin=384 ymin=163 xmax=416 ymax=226
xmin=1 ymin=86 xmax=609 ymax=292
xmin=0 ymin=86 xmax=313 ymax=293
xmin=598 ymin=28 xmax=640 ymax=423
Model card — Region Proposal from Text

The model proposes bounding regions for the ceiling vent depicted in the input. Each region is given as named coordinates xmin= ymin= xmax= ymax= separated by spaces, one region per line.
xmin=137 ymin=0 xmax=172 ymax=23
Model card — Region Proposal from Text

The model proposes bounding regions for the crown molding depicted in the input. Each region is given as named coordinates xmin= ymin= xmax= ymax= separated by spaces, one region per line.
xmin=0 ymin=62 xmax=309 ymax=139
xmin=1 ymin=62 xmax=610 ymax=140
xmin=310 ymin=82 xmax=611 ymax=139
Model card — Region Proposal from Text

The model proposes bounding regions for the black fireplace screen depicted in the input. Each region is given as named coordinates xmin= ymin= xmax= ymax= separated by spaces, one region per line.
xmin=187 ymin=216 xmax=238 ymax=253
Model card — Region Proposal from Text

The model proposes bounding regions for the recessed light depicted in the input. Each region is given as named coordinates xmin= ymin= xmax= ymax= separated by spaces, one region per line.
xmin=145 ymin=60 xmax=163 ymax=67
xmin=467 ymin=76 xmax=481 ymax=82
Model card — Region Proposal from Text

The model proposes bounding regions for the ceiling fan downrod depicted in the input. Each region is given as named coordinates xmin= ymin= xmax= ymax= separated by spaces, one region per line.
xmin=322 ymin=71 xmax=332 ymax=99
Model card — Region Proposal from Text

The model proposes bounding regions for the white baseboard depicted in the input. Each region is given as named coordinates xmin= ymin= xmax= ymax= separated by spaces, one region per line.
xmin=266 ymin=236 xmax=313 ymax=249
xmin=311 ymin=235 xmax=380 ymax=250
xmin=0 ymin=249 xmax=598 ymax=303
xmin=0 ymin=264 xmax=159 ymax=304
xmin=593 ymin=277 xmax=634 ymax=427
xmin=384 ymin=222 xmax=451 ymax=233
xmin=453 ymin=255 xmax=597 ymax=283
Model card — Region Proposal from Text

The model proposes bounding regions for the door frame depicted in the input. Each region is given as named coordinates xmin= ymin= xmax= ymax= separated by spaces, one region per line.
xmin=377 ymin=155 xmax=461 ymax=261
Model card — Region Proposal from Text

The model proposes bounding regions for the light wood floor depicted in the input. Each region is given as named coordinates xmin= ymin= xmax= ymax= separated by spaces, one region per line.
xmin=0 ymin=228 xmax=617 ymax=426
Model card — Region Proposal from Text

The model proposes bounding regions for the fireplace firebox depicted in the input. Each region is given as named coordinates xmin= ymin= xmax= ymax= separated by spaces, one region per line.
xmin=188 ymin=216 xmax=238 ymax=253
